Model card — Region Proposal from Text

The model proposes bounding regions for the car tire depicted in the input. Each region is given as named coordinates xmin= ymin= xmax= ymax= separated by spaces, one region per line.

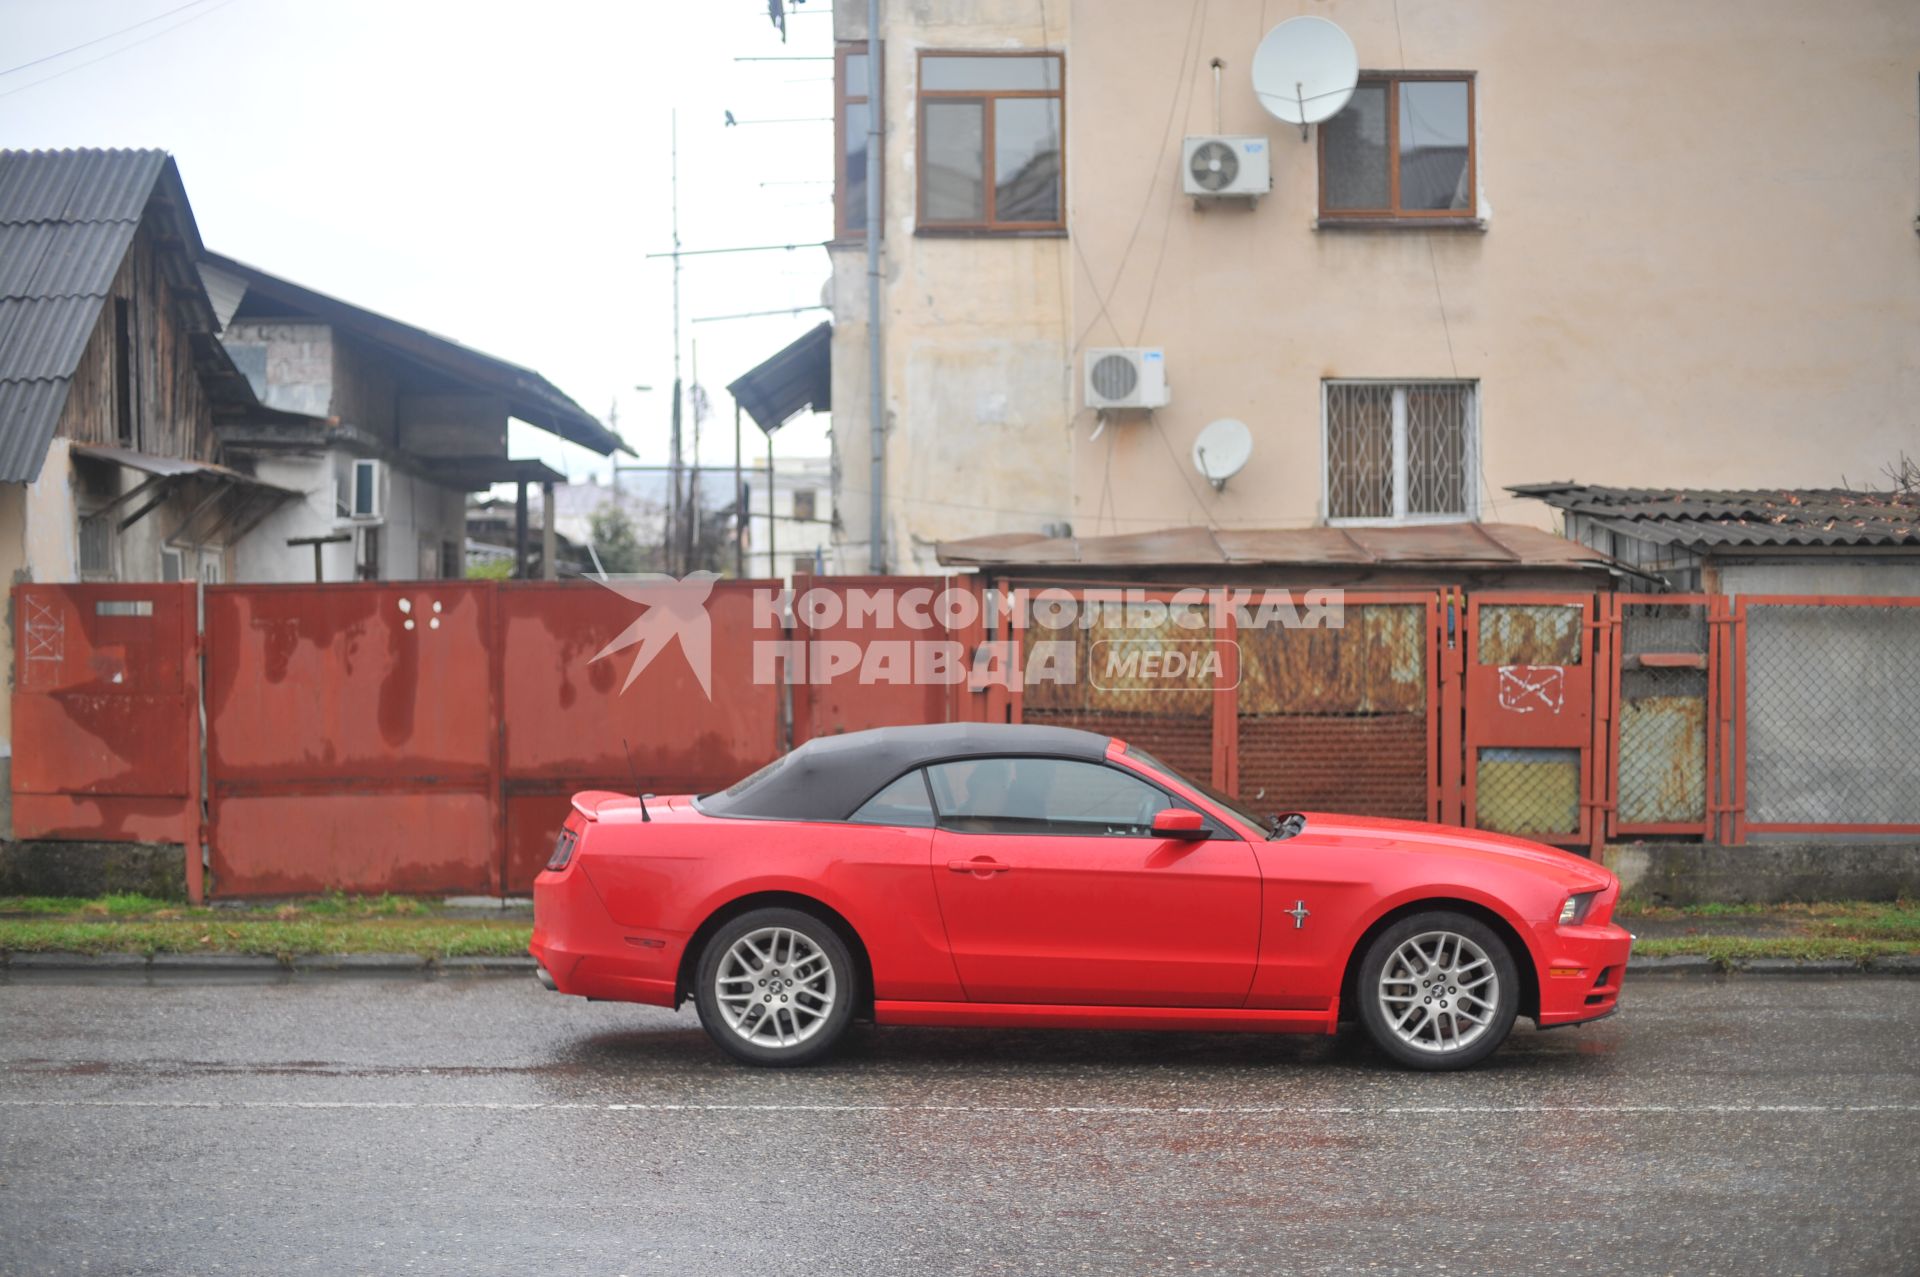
xmin=1356 ymin=910 xmax=1520 ymax=1071
xmin=694 ymin=907 xmax=857 ymax=1067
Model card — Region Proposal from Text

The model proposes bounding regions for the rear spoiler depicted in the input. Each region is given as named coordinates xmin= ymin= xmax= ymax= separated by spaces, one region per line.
xmin=571 ymin=791 xmax=634 ymax=822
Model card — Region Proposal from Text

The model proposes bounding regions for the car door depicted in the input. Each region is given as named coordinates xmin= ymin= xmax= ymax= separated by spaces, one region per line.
xmin=926 ymin=755 xmax=1261 ymax=1007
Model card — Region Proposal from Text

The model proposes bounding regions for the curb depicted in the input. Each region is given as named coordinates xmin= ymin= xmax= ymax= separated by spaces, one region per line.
xmin=0 ymin=952 xmax=538 ymax=984
xmin=1628 ymin=954 xmax=1920 ymax=978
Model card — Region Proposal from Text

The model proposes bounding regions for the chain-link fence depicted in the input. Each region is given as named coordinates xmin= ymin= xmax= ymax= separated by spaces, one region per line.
xmin=1744 ymin=602 xmax=1920 ymax=828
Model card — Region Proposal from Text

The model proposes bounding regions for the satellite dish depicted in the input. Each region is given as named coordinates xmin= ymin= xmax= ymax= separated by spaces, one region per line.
xmin=1251 ymin=16 xmax=1359 ymax=136
xmin=1192 ymin=418 xmax=1253 ymax=490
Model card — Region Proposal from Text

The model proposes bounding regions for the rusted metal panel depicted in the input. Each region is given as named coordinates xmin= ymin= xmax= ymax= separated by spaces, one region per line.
xmin=204 ymin=582 xmax=496 ymax=783
xmin=11 ymin=583 xmax=196 ymax=843
xmin=498 ymin=580 xmax=778 ymax=786
xmin=1238 ymin=604 xmax=1426 ymax=716
xmin=210 ymin=792 xmax=496 ymax=897
xmin=1475 ymin=602 xmax=1584 ymax=667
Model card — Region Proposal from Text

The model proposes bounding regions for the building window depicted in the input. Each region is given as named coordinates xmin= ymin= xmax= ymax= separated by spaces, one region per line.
xmin=357 ymin=525 xmax=381 ymax=580
xmin=835 ymin=44 xmax=879 ymax=241
xmin=1319 ymin=74 xmax=1474 ymax=220
xmin=78 ymin=514 xmax=115 ymax=581
xmin=791 ymin=488 xmax=817 ymax=522
xmin=917 ymin=51 xmax=1064 ymax=232
xmin=1323 ymin=381 xmax=1477 ymax=523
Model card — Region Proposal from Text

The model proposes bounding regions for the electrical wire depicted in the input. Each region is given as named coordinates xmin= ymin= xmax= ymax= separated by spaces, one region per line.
xmin=0 ymin=0 xmax=215 ymax=78
xmin=1069 ymin=0 xmax=1206 ymax=356
xmin=0 ymin=0 xmax=244 ymax=100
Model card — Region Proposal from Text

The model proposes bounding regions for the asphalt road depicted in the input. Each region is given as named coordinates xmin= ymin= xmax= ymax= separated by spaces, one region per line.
xmin=1 ymin=976 xmax=1916 ymax=1276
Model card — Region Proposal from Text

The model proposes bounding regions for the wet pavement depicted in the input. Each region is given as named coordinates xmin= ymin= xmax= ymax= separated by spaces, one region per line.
xmin=1 ymin=977 xmax=1916 ymax=1275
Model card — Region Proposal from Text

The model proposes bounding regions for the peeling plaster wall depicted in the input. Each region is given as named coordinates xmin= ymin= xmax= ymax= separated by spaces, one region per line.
xmin=832 ymin=0 xmax=1920 ymax=563
xmin=831 ymin=0 xmax=1073 ymax=575
xmin=1064 ymin=0 xmax=1920 ymax=536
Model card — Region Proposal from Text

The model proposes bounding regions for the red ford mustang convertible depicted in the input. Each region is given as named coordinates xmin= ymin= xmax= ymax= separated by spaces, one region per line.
xmin=531 ymin=723 xmax=1631 ymax=1070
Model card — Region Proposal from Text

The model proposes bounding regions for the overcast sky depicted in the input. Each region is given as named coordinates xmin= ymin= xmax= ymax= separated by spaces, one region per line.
xmin=0 ymin=0 xmax=836 ymax=484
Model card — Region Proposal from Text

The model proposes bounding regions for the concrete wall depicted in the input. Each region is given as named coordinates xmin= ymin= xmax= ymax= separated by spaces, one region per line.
xmin=831 ymin=0 xmax=1073 ymax=574
xmin=222 ymin=321 xmax=335 ymax=418
xmin=1716 ymin=560 xmax=1920 ymax=598
xmin=832 ymin=0 xmax=1920 ymax=558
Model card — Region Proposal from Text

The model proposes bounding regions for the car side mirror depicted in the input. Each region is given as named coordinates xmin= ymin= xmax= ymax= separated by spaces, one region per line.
xmin=1151 ymin=808 xmax=1210 ymax=842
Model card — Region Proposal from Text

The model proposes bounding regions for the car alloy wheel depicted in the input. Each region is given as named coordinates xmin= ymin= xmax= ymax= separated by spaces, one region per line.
xmin=694 ymin=906 xmax=857 ymax=1067
xmin=714 ymin=925 xmax=837 ymax=1048
xmin=1356 ymin=910 xmax=1519 ymax=1071
xmin=1377 ymin=930 xmax=1498 ymax=1054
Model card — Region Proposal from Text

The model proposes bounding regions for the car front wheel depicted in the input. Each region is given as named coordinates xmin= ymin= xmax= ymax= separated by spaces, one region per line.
xmin=694 ymin=907 xmax=856 ymax=1067
xmin=1357 ymin=911 xmax=1520 ymax=1071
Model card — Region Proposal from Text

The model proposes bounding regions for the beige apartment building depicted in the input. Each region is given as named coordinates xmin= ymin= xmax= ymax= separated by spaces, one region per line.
xmin=826 ymin=0 xmax=1920 ymax=573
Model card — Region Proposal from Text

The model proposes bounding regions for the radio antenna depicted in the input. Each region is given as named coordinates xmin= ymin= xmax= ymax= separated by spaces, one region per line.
xmin=622 ymin=738 xmax=651 ymax=821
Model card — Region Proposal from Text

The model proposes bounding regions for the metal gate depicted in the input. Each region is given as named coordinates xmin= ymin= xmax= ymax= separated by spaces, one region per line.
xmin=11 ymin=583 xmax=204 ymax=894
xmin=1600 ymin=594 xmax=1725 ymax=841
xmin=1463 ymin=593 xmax=1597 ymax=847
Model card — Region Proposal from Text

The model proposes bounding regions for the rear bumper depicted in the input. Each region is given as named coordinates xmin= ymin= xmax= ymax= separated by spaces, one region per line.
xmin=529 ymin=863 xmax=680 ymax=1008
xmin=1530 ymin=919 xmax=1634 ymax=1028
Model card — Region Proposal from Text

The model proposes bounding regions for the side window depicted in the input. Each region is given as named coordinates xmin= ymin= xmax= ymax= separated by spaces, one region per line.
xmin=849 ymin=770 xmax=935 ymax=828
xmin=925 ymin=757 xmax=1172 ymax=837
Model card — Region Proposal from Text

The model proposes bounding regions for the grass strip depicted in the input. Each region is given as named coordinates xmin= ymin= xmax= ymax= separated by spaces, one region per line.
xmin=0 ymin=919 xmax=531 ymax=960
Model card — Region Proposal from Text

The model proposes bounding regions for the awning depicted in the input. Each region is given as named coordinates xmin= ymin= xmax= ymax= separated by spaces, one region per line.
xmin=937 ymin=521 xmax=1650 ymax=581
xmin=728 ymin=322 xmax=831 ymax=434
xmin=70 ymin=443 xmax=301 ymax=544
xmin=429 ymin=456 xmax=566 ymax=491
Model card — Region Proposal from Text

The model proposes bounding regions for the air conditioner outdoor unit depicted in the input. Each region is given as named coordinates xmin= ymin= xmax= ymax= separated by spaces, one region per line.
xmin=1084 ymin=348 xmax=1170 ymax=411
xmin=1181 ymin=135 xmax=1271 ymax=203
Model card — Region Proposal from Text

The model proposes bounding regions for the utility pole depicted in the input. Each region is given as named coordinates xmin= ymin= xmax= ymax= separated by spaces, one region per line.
xmin=668 ymin=108 xmax=684 ymax=576
xmin=865 ymin=0 xmax=886 ymax=572
xmin=684 ymin=340 xmax=703 ymax=571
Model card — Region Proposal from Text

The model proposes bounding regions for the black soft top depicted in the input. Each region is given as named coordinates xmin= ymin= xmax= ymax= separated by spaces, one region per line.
xmin=696 ymin=723 xmax=1113 ymax=822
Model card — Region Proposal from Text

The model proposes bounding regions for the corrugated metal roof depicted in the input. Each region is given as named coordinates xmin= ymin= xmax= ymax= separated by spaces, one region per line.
xmin=728 ymin=322 xmax=831 ymax=434
xmin=937 ymin=521 xmax=1625 ymax=572
xmin=69 ymin=443 xmax=301 ymax=494
xmin=0 ymin=148 xmax=180 ymax=484
xmin=1511 ymin=482 xmax=1920 ymax=550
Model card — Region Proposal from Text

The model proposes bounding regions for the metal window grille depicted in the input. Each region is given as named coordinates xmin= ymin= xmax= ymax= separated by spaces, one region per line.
xmin=1325 ymin=382 xmax=1474 ymax=521
xmin=1745 ymin=604 xmax=1920 ymax=826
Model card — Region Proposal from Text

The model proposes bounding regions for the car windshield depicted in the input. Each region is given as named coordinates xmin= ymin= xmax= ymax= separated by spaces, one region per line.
xmin=1123 ymin=744 xmax=1285 ymax=837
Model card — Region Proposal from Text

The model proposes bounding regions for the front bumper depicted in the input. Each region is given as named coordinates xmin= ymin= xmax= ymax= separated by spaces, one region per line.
xmin=1529 ymin=918 xmax=1634 ymax=1027
xmin=529 ymin=862 xmax=680 ymax=1008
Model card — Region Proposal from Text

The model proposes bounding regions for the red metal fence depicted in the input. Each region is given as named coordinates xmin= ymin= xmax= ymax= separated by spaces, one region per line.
xmin=13 ymin=579 xmax=1918 ymax=899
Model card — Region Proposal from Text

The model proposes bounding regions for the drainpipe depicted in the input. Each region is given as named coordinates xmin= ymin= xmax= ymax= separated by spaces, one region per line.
xmin=865 ymin=0 xmax=886 ymax=572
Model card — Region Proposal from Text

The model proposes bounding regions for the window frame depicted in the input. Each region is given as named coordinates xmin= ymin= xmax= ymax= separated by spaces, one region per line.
xmin=1321 ymin=379 xmax=1480 ymax=526
xmin=914 ymin=49 xmax=1066 ymax=235
xmin=833 ymin=42 xmax=881 ymax=244
xmin=1317 ymin=71 xmax=1476 ymax=222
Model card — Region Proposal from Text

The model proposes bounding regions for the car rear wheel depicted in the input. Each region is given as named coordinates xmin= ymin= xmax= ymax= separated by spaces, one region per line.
xmin=1357 ymin=911 xmax=1519 ymax=1071
xmin=694 ymin=907 xmax=856 ymax=1067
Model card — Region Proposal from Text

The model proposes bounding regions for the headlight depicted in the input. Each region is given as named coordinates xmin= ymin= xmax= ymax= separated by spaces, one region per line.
xmin=1558 ymin=891 xmax=1598 ymax=925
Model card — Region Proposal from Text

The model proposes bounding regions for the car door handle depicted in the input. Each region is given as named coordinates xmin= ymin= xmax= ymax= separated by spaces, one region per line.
xmin=947 ymin=858 xmax=1010 ymax=874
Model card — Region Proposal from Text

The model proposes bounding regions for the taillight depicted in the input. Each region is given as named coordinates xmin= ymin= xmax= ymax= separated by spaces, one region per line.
xmin=546 ymin=829 xmax=579 ymax=872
